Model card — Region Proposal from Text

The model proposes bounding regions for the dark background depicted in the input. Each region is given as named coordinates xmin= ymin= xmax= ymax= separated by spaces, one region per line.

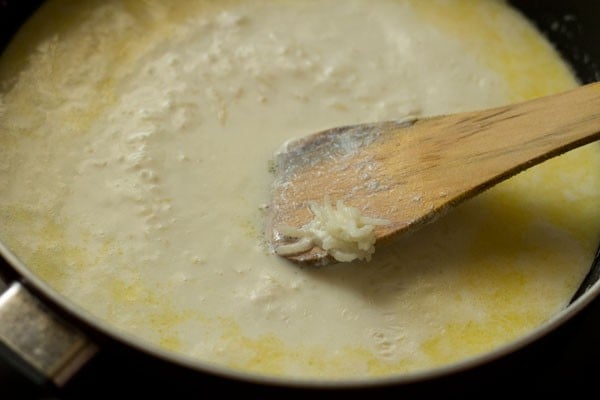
xmin=1 ymin=0 xmax=600 ymax=398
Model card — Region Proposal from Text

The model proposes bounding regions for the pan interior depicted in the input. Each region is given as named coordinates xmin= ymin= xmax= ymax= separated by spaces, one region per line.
xmin=1 ymin=0 xmax=600 ymax=381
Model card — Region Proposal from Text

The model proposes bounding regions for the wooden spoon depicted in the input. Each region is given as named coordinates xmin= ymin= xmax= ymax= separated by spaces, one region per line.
xmin=267 ymin=82 xmax=600 ymax=266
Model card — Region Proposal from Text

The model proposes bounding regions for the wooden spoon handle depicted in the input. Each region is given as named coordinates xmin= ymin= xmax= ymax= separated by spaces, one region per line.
xmin=418 ymin=82 xmax=600 ymax=187
xmin=373 ymin=82 xmax=600 ymax=239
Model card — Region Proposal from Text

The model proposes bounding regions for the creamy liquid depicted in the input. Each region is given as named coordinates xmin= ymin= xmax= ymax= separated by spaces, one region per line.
xmin=1 ymin=0 xmax=600 ymax=379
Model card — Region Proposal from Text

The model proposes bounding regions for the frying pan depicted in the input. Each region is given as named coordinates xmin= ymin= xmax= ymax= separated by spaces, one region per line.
xmin=0 ymin=0 xmax=599 ymax=397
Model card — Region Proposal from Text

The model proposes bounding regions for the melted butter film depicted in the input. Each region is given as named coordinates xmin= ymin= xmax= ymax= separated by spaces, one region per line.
xmin=1 ymin=0 xmax=599 ymax=379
